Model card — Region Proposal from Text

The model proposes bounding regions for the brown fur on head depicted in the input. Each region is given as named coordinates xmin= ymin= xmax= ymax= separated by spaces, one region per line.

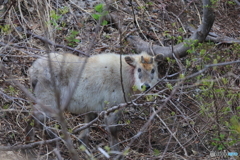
xmin=125 ymin=52 xmax=162 ymax=91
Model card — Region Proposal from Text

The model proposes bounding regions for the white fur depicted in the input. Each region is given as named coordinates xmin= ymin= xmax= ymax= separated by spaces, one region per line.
xmin=28 ymin=52 xmax=160 ymax=150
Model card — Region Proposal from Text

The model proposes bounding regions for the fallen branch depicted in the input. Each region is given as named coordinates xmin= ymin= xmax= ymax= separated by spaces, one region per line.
xmin=206 ymin=32 xmax=240 ymax=44
xmin=187 ymin=26 xmax=240 ymax=44
xmin=127 ymin=0 xmax=215 ymax=58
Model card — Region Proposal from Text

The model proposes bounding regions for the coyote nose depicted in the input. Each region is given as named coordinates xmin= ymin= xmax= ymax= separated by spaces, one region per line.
xmin=141 ymin=83 xmax=150 ymax=91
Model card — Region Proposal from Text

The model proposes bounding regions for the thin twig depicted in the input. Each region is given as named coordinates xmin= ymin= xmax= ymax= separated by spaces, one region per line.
xmin=0 ymin=63 xmax=55 ymax=114
xmin=0 ymin=138 xmax=61 ymax=151
xmin=0 ymin=41 xmax=44 ymax=52
xmin=153 ymin=108 xmax=188 ymax=156
xmin=26 ymin=31 xmax=89 ymax=57
xmin=53 ymin=148 xmax=64 ymax=160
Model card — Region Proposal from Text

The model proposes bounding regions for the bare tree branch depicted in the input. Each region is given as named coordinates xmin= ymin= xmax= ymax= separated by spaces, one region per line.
xmin=188 ymin=26 xmax=240 ymax=44
xmin=127 ymin=0 xmax=215 ymax=58
xmin=234 ymin=0 xmax=240 ymax=6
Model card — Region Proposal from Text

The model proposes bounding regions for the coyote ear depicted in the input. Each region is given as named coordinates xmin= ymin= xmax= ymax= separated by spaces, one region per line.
xmin=125 ymin=56 xmax=136 ymax=67
xmin=154 ymin=54 xmax=164 ymax=62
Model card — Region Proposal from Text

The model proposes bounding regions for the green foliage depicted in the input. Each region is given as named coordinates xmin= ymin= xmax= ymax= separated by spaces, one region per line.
xmin=9 ymin=133 xmax=15 ymax=138
xmin=104 ymin=146 xmax=111 ymax=152
xmin=78 ymin=145 xmax=95 ymax=159
xmin=79 ymin=145 xmax=86 ymax=151
xmin=146 ymin=2 xmax=153 ymax=5
xmin=184 ymin=39 xmax=199 ymax=54
xmin=177 ymin=36 xmax=183 ymax=44
xmin=210 ymin=0 xmax=219 ymax=5
xmin=92 ymin=4 xmax=108 ymax=26
xmin=0 ymin=24 xmax=11 ymax=34
xmin=162 ymin=28 xmax=185 ymax=44
xmin=94 ymin=3 xmax=104 ymax=13
xmin=30 ymin=120 xmax=34 ymax=127
xmin=132 ymin=85 xmax=138 ymax=92
xmin=54 ymin=124 xmax=60 ymax=129
xmin=211 ymin=133 xmax=226 ymax=150
xmin=137 ymin=6 xmax=146 ymax=10
xmin=141 ymin=85 xmax=147 ymax=91
xmin=50 ymin=10 xmax=62 ymax=27
xmin=178 ymin=27 xmax=184 ymax=33
xmin=49 ymin=7 xmax=69 ymax=29
xmin=185 ymin=59 xmax=191 ymax=68
xmin=59 ymin=6 xmax=69 ymax=14
xmin=179 ymin=73 xmax=185 ymax=79
xmin=184 ymin=42 xmax=240 ymax=150
xmin=101 ymin=20 xmax=108 ymax=26
xmin=166 ymin=57 xmax=176 ymax=64
xmin=68 ymin=128 xmax=73 ymax=133
xmin=171 ymin=22 xmax=176 ymax=27
xmin=2 ymin=103 xmax=9 ymax=109
xmin=145 ymin=94 xmax=157 ymax=101
xmin=230 ymin=116 xmax=240 ymax=135
xmin=227 ymin=0 xmax=236 ymax=5
xmin=153 ymin=148 xmax=160 ymax=156
xmin=104 ymin=34 xmax=110 ymax=39
xmin=104 ymin=100 xmax=110 ymax=105
xmin=5 ymin=85 xmax=18 ymax=96
xmin=50 ymin=10 xmax=62 ymax=21
xmin=65 ymin=30 xmax=80 ymax=47
xmin=92 ymin=13 xmax=101 ymax=20
xmin=123 ymin=148 xmax=130 ymax=156
xmin=166 ymin=83 xmax=173 ymax=90
xmin=125 ymin=119 xmax=131 ymax=124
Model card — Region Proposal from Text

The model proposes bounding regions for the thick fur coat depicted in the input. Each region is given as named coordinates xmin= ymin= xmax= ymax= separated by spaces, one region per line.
xmin=28 ymin=52 xmax=161 ymax=150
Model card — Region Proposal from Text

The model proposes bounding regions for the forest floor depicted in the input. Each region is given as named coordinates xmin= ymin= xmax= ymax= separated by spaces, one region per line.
xmin=0 ymin=0 xmax=240 ymax=159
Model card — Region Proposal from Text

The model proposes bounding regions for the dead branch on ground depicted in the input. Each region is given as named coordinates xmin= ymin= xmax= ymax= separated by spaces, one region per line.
xmin=127 ymin=0 xmax=215 ymax=58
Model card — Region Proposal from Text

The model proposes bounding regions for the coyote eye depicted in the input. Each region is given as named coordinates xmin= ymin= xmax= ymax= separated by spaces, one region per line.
xmin=151 ymin=69 xmax=155 ymax=74
xmin=138 ymin=68 xmax=142 ymax=79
